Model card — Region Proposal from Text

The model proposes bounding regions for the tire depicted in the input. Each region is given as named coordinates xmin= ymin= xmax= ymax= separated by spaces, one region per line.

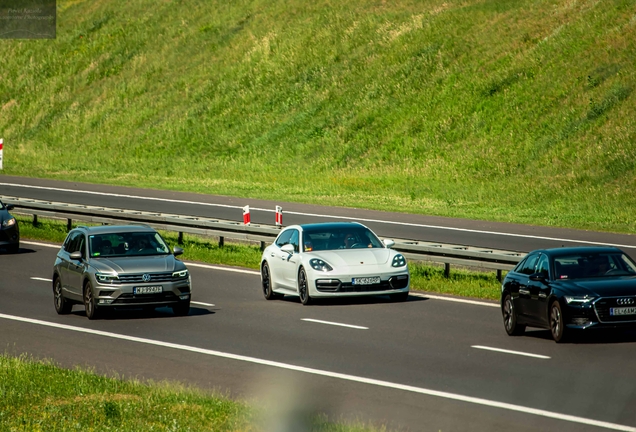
xmin=53 ymin=277 xmax=72 ymax=315
xmin=390 ymin=291 xmax=409 ymax=302
xmin=298 ymin=268 xmax=312 ymax=306
xmin=84 ymin=281 xmax=100 ymax=320
xmin=550 ymin=300 xmax=569 ymax=343
xmin=502 ymin=294 xmax=525 ymax=336
xmin=261 ymin=262 xmax=280 ymax=300
xmin=172 ymin=301 xmax=190 ymax=316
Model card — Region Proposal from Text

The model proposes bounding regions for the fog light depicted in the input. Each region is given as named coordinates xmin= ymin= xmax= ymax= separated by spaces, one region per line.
xmin=98 ymin=299 xmax=114 ymax=305
xmin=179 ymin=294 xmax=190 ymax=300
xmin=571 ymin=317 xmax=590 ymax=326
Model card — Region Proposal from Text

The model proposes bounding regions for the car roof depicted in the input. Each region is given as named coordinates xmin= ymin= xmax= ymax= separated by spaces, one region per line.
xmin=531 ymin=246 xmax=623 ymax=257
xmin=76 ymin=225 xmax=156 ymax=235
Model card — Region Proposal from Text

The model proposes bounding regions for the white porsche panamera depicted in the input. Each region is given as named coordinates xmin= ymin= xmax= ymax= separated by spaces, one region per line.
xmin=260 ymin=222 xmax=410 ymax=305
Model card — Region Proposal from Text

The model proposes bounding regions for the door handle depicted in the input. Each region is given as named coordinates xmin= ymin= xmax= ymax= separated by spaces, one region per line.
xmin=538 ymin=293 xmax=547 ymax=298
xmin=519 ymin=289 xmax=530 ymax=295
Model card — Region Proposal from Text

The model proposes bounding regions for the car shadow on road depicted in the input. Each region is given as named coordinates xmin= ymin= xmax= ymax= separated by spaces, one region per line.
xmin=0 ymin=247 xmax=36 ymax=255
xmin=72 ymin=306 xmax=214 ymax=320
xmin=524 ymin=328 xmax=636 ymax=344
xmin=280 ymin=294 xmax=427 ymax=307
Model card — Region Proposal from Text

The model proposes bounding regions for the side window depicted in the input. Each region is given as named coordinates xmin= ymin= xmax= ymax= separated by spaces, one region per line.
xmin=275 ymin=230 xmax=294 ymax=248
xmin=64 ymin=231 xmax=82 ymax=253
xmin=77 ymin=235 xmax=86 ymax=258
xmin=289 ymin=230 xmax=299 ymax=253
xmin=536 ymin=254 xmax=550 ymax=278
xmin=518 ymin=253 xmax=539 ymax=275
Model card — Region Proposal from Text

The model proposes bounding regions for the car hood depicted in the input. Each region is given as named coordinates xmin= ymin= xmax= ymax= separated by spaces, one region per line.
xmin=312 ymin=249 xmax=392 ymax=266
xmin=555 ymin=277 xmax=636 ymax=297
xmin=91 ymin=255 xmax=181 ymax=274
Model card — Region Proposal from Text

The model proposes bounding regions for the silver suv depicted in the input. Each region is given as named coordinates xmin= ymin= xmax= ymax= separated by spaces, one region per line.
xmin=52 ymin=225 xmax=191 ymax=319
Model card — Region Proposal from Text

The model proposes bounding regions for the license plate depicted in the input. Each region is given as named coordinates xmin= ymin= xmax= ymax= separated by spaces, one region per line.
xmin=352 ymin=276 xmax=381 ymax=285
xmin=610 ymin=307 xmax=636 ymax=316
xmin=133 ymin=286 xmax=163 ymax=295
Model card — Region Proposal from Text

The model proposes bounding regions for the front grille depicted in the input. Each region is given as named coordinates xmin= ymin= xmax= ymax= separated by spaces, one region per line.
xmin=338 ymin=280 xmax=392 ymax=293
xmin=594 ymin=297 xmax=636 ymax=323
xmin=118 ymin=272 xmax=174 ymax=283
xmin=112 ymin=292 xmax=179 ymax=304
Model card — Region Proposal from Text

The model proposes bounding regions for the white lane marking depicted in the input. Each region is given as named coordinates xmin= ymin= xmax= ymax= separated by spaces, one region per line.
xmin=22 ymin=240 xmax=59 ymax=249
xmin=301 ymin=318 xmax=368 ymax=330
xmin=0 ymin=313 xmax=632 ymax=431
xmin=185 ymin=262 xmax=260 ymax=275
xmin=4 ymin=183 xmax=635 ymax=249
xmin=471 ymin=345 xmax=551 ymax=360
xmin=191 ymin=301 xmax=215 ymax=307
xmin=30 ymin=277 xmax=52 ymax=282
xmin=410 ymin=292 xmax=499 ymax=308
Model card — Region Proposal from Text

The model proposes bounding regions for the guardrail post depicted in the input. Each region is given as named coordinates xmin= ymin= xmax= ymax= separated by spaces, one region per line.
xmin=178 ymin=232 xmax=183 ymax=245
xmin=444 ymin=263 xmax=450 ymax=278
xmin=497 ymin=269 xmax=502 ymax=282
xmin=66 ymin=218 xmax=72 ymax=232
xmin=219 ymin=236 xmax=224 ymax=247
xmin=260 ymin=241 xmax=265 ymax=251
xmin=33 ymin=214 xmax=38 ymax=226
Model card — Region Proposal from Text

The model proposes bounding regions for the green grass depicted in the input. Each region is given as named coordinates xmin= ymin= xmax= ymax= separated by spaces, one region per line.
xmin=17 ymin=215 xmax=503 ymax=300
xmin=0 ymin=354 xmax=382 ymax=431
xmin=0 ymin=0 xmax=635 ymax=234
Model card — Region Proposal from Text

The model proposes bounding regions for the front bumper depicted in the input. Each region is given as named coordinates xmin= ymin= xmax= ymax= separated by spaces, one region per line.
xmin=94 ymin=276 xmax=192 ymax=307
xmin=311 ymin=270 xmax=409 ymax=297
xmin=564 ymin=299 xmax=636 ymax=330
xmin=0 ymin=223 xmax=19 ymax=247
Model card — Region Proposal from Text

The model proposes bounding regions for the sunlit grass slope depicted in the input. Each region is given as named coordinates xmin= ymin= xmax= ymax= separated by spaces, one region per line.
xmin=1 ymin=0 xmax=635 ymax=232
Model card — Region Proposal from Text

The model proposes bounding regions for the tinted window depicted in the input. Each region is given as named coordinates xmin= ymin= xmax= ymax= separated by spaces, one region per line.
xmin=554 ymin=252 xmax=636 ymax=279
xmin=89 ymin=232 xmax=171 ymax=257
xmin=64 ymin=231 xmax=84 ymax=253
xmin=536 ymin=254 xmax=549 ymax=278
xmin=518 ymin=254 xmax=539 ymax=275
xmin=275 ymin=230 xmax=294 ymax=248
xmin=289 ymin=230 xmax=299 ymax=253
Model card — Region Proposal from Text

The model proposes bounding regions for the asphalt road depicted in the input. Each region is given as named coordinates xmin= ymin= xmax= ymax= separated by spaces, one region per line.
xmin=2 ymin=175 xmax=636 ymax=254
xmin=2 ymin=241 xmax=636 ymax=431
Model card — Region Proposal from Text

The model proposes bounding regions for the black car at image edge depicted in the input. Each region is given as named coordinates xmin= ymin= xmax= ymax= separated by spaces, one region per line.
xmin=501 ymin=246 xmax=636 ymax=342
xmin=0 ymin=199 xmax=19 ymax=253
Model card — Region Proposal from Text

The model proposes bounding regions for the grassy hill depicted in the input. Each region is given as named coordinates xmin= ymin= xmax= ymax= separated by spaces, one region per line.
xmin=1 ymin=0 xmax=635 ymax=233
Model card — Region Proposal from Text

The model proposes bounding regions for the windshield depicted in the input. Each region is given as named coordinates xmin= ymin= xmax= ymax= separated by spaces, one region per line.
xmin=554 ymin=252 xmax=636 ymax=279
xmin=89 ymin=232 xmax=171 ymax=257
xmin=302 ymin=226 xmax=384 ymax=252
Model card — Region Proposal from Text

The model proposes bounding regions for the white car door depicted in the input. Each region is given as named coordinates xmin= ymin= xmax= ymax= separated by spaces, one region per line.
xmin=267 ymin=229 xmax=295 ymax=289
xmin=280 ymin=230 xmax=300 ymax=288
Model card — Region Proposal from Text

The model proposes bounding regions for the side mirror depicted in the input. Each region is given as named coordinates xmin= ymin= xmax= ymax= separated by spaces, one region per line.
xmin=70 ymin=251 xmax=83 ymax=261
xmin=173 ymin=246 xmax=184 ymax=257
xmin=6 ymin=204 xmax=14 ymax=211
xmin=281 ymin=244 xmax=295 ymax=255
xmin=529 ymin=273 xmax=546 ymax=282
xmin=383 ymin=239 xmax=395 ymax=249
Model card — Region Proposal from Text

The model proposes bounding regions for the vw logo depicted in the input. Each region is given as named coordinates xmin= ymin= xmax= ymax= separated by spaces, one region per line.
xmin=142 ymin=273 xmax=151 ymax=282
xmin=617 ymin=298 xmax=635 ymax=306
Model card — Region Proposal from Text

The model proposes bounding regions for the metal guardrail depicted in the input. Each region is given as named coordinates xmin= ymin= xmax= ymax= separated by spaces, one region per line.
xmin=2 ymin=195 xmax=525 ymax=278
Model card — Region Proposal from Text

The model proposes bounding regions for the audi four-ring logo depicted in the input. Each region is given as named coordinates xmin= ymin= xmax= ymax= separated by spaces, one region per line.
xmin=142 ymin=273 xmax=151 ymax=282
xmin=617 ymin=298 xmax=635 ymax=306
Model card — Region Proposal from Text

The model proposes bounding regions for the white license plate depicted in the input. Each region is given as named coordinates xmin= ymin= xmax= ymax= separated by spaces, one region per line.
xmin=134 ymin=286 xmax=163 ymax=295
xmin=610 ymin=307 xmax=636 ymax=316
xmin=352 ymin=276 xmax=381 ymax=285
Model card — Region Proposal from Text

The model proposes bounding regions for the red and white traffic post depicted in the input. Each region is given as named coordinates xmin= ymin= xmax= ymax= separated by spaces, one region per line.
xmin=275 ymin=205 xmax=283 ymax=227
xmin=0 ymin=138 xmax=3 ymax=170
xmin=242 ymin=205 xmax=251 ymax=225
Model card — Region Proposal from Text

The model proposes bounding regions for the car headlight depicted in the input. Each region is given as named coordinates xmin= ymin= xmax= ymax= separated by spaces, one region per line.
xmin=310 ymin=259 xmax=333 ymax=272
xmin=172 ymin=269 xmax=189 ymax=279
xmin=565 ymin=296 xmax=596 ymax=304
xmin=96 ymin=273 xmax=120 ymax=284
xmin=392 ymin=254 xmax=407 ymax=267
xmin=2 ymin=217 xmax=16 ymax=228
